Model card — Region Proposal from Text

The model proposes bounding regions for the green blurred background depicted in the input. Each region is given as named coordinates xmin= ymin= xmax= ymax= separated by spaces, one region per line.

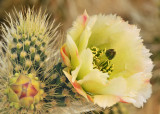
xmin=0 ymin=0 xmax=160 ymax=114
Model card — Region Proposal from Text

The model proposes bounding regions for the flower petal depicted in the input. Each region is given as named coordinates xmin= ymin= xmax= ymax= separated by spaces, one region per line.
xmin=71 ymin=64 xmax=81 ymax=82
xmin=121 ymin=83 xmax=152 ymax=108
xmin=132 ymin=83 xmax=152 ymax=108
xmin=68 ymin=11 xmax=88 ymax=44
xmin=94 ymin=95 xmax=120 ymax=108
xmin=78 ymin=69 xmax=108 ymax=94
xmin=78 ymin=28 xmax=91 ymax=53
xmin=78 ymin=16 xmax=97 ymax=53
xmin=122 ymin=72 xmax=152 ymax=108
xmin=20 ymin=96 xmax=34 ymax=108
xmin=66 ymin=35 xmax=79 ymax=69
xmin=27 ymin=83 xmax=38 ymax=97
xmin=79 ymin=71 xmax=126 ymax=96
xmin=77 ymin=49 xmax=93 ymax=80
xmin=60 ymin=44 xmax=71 ymax=67
xmin=10 ymin=85 xmax=22 ymax=98
xmin=14 ymin=75 xmax=30 ymax=85
xmin=101 ymin=77 xmax=127 ymax=96
xmin=8 ymin=87 xmax=19 ymax=102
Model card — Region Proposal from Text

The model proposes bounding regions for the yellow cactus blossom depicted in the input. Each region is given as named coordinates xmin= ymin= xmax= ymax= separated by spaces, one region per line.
xmin=61 ymin=11 xmax=153 ymax=108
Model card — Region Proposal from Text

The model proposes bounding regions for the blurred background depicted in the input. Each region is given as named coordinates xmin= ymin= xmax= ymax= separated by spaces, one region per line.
xmin=0 ymin=0 xmax=160 ymax=114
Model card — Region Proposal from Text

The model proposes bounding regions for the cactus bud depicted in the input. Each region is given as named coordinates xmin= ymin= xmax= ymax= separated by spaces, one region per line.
xmin=7 ymin=74 xmax=44 ymax=109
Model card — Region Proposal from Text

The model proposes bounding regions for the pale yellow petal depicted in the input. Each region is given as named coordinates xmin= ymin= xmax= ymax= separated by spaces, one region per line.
xmin=78 ymin=16 xmax=97 ymax=53
xmin=94 ymin=95 xmax=119 ymax=108
xmin=77 ymin=49 xmax=93 ymax=80
xmin=123 ymin=73 xmax=152 ymax=107
xmin=66 ymin=35 xmax=79 ymax=69
xmin=78 ymin=69 xmax=108 ymax=94
xmin=101 ymin=77 xmax=127 ymax=96
xmin=68 ymin=11 xmax=88 ymax=44
xmin=71 ymin=64 xmax=81 ymax=82
xmin=78 ymin=28 xmax=91 ymax=53
xmin=79 ymin=74 xmax=126 ymax=96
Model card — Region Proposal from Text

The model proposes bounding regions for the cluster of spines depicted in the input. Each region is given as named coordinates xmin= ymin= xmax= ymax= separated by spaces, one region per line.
xmin=10 ymin=33 xmax=47 ymax=77
xmin=107 ymin=103 xmax=128 ymax=114
xmin=10 ymin=32 xmax=79 ymax=109
xmin=43 ymin=63 xmax=82 ymax=107
xmin=91 ymin=47 xmax=114 ymax=75
xmin=83 ymin=103 xmax=128 ymax=114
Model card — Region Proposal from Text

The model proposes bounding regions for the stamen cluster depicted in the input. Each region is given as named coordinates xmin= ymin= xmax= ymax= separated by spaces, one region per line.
xmin=91 ymin=47 xmax=115 ymax=75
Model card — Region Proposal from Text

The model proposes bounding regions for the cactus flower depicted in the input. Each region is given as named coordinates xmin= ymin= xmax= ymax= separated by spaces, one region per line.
xmin=61 ymin=11 xmax=153 ymax=108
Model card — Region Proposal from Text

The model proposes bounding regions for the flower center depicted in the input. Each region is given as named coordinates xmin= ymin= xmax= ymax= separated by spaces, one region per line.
xmin=91 ymin=47 xmax=116 ymax=75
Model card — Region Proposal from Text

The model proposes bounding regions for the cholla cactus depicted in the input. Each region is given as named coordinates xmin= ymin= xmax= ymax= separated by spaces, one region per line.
xmin=0 ymin=8 xmax=56 ymax=113
xmin=0 ymin=8 xmax=93 ymax=113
